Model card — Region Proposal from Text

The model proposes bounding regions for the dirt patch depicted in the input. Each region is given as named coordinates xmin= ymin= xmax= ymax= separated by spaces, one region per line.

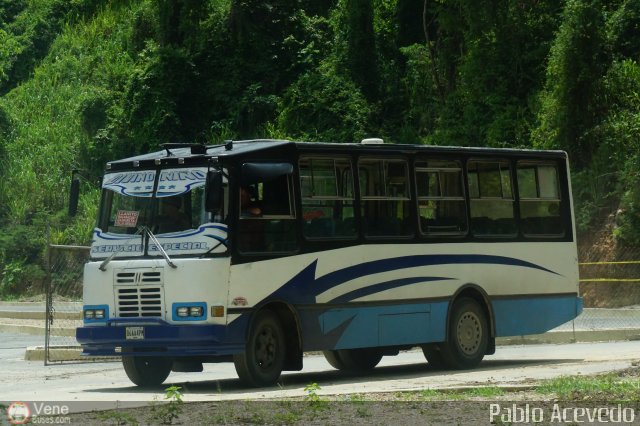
xmin=578 ymin=218 xmax=640 ymax=308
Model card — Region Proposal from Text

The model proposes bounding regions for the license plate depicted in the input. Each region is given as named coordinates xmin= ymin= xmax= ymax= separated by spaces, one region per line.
xmin=125 ymin=326 xmax=144 ymax=340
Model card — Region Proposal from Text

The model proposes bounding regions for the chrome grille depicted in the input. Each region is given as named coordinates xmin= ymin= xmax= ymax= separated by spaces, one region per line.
xmin=115 ymin=270 xmax=163 ymax=285
xmin=116 ymin=287 xmax=163 ymax=317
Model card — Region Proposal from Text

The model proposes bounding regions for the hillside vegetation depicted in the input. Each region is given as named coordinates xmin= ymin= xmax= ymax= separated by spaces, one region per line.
xmin=0 ymin=0 xmax=639 ymax=296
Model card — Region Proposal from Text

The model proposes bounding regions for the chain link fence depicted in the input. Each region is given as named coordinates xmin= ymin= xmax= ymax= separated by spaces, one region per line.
xmin=573 ymin=244 xmax=640 ymax=331
xmin=44 ymin=244 xmax=88 ymax=364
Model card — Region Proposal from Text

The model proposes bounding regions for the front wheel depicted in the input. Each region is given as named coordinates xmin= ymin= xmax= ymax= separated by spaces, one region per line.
xmin=322 ymin=348 xmax=383 ymax=372
xmin=233 ymin=311 xmax=285 ymax=387
xmin=122 ymin=356 xmax=172 ymax=387
xmin=438 ymin=297 xmax=489 ymax=369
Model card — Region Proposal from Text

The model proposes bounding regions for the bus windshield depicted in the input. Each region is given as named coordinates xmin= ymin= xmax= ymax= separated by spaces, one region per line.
xmin=91 ymin=168 xmax=228 ymax=258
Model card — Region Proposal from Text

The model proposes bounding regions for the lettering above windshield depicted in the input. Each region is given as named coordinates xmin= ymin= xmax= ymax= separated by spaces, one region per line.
xmin=102 ymin=171 xmax=156 ymax=197
xmin=157 ymin=169 xmax=206 ymax=197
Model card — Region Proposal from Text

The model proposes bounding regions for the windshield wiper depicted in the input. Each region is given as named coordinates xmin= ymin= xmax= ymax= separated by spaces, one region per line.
xmin=99 ymin=227 xmax=145 ymax=271
xmin=200 ymin=238 xmax=228 ymax=258
xmin=98 ymin=226 xmax=177 ymax=271
xmin=144 ymin=226 xmax=177 ymax=269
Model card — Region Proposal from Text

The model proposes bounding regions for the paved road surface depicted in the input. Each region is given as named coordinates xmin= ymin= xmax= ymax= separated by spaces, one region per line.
xmin=1 ymin=332 xmax=639 ymax=412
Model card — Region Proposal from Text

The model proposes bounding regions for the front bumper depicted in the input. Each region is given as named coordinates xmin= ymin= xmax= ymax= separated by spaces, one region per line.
xmin=76 ymin=318 xmax=246 ymax=357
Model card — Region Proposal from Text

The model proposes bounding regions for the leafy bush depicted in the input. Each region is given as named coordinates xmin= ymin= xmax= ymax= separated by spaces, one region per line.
xmin=277 ymin=65 xmax=371 ymax=142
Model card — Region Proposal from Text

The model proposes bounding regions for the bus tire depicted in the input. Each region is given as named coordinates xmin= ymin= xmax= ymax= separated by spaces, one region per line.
xmin=122 ymin=356 xmax=172 ymax=387
xmin=421 ymin=344 xmax=447 ymax=370
xmin=322 ymin=348 xmax=382 ymax=371
xmin=233 ymin=310 xmax=285 ymax=387
xmin=440 ymin=297 xmax=488 ymax=369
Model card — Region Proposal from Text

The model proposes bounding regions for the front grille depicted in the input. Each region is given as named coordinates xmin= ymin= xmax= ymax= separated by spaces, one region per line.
xmin=116 ymin=287 xmax=164 ymax=317
xmin=115 ymin=270 xmax=163 ymax=285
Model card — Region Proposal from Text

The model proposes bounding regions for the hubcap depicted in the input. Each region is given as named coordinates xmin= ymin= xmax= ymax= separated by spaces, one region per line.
xmin=456 ymin=311 xmax=482 ymax=355
xmin=255 ymin=326 xmax=277 ymax=369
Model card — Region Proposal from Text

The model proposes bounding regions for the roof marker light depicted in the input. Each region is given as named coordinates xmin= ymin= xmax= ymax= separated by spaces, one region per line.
xmin=361 ymin=138 xmax=384 ymax=145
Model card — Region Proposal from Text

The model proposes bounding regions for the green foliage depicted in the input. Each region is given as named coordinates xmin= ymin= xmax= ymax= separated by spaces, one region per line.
xmin=0 ymin=224 xmax=47 ymax=297
xmin=607 ymin=0 xmax=640 ymax=60
xmin=303 ymin=382 xmax=328 ymax=410
xmin=533 ymin=0 xmax=607 ymax=166
xmin=278 ymin=65 xmax=371 ymax=142
xmin=97 ymin=410 xmax=139 ymax=426
xmin=148 ymin=385 xmax=184 ymax=425
xmin=537 ymin=374 xmax=640 ymax=401
xmin=343 ymin=0 xmax=378 ymax=100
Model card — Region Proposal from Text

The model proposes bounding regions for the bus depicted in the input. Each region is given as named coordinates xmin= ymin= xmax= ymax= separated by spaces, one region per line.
xmin=74 ymin=139 xmax=582 ymax=387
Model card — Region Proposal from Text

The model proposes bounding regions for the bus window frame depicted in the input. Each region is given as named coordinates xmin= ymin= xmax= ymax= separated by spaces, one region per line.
xmin=516 ymin=160 xmax=565 ymax=239
xmin=236 ymin=163 xmax=299 ymax=256
xmin=299 ymin=155 xmax=358 ymax=241
xmin=357 ymin=156 xmax=414 ymax=240
xmin=414 ymin=158 xmax=468 ymax=237
xmin=467 ymin=158 xmax=517 ymax=239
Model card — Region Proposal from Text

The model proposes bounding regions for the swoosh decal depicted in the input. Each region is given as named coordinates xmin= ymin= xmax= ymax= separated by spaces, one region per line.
xmin=327 ymin=276 xmax=454 ymax=304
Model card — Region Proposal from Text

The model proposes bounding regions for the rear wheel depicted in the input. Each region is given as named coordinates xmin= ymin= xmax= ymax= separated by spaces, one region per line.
xmin=234 ymin=311 xmax=285 ymax=387
xmin=122 ymin=356 xmax=172 ymax=387
xmin=439 ymin=297 xmax=489 ymax=369
xmin=322 ymin=348 xmax=382 ymax=371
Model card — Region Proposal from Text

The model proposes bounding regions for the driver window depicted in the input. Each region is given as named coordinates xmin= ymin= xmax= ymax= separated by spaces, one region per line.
xmin=237 ymin=166 xmax=297 ymax=254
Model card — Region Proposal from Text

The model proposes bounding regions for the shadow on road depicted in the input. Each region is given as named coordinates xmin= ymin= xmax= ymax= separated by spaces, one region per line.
xmin=83 ymin=357 xmax=582 ymax=396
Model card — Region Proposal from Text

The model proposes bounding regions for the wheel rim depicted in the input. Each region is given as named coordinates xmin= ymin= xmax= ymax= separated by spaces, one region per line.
xmin=254 ymin=325 xmax=277 ymax=370
xmin=456 ymin=311 xmax=482 ymax=355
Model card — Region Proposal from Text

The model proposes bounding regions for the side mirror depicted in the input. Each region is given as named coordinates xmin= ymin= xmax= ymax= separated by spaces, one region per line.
xmin=69 ymin=178 xmax=80 ymax=217
xmin=205 ymin=170 xmax=223 ymax=212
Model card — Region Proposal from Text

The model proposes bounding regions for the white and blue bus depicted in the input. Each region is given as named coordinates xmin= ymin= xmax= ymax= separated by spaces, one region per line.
xmin=74 ymin=139 xmax=582 ymax=387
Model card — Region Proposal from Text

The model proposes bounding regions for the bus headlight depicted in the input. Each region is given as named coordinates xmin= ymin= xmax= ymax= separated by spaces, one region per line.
xmin=173 ymin=303 xmax=207 ymax=320
xmin=189 ymin=307 xmax=203 ymax=317
xmin=83 ymin=305 xmax=108 ymax=322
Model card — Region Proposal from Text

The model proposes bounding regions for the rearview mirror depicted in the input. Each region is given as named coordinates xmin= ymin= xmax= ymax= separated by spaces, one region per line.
xmin=68 ymin=178 xmax=80 ymax=217
xmin=205 ymin=170 xmax=223 ymax=213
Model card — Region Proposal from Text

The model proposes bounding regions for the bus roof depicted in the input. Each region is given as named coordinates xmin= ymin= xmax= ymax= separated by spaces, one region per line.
xmin=105 ymin=139 xmax=567 ymax=171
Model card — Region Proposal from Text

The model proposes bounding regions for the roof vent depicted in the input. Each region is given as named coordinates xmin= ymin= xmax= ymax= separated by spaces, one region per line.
xmin=361 ymin=138 xmax=384 ymax=145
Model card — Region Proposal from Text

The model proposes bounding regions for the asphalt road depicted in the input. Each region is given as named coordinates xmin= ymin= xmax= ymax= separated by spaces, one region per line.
xmin=1 ymin=332 xmax=639 ymax=413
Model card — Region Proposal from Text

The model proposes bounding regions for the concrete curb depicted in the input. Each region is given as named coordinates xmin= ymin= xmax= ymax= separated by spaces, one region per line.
xmin=0 ymin=310 xmax=80 ymax=320
xmin=0 ymin=323 xmax=76 ymax=337
xmin=25 ymin=345 xmax=119 ymax=362
xmin=497 ymin=328 xmax=640 ymax=345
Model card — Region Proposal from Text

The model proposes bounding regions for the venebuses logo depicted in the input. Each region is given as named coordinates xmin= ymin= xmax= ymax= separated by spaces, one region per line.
xmin=6 ymin=402 xmax=31 ymax=425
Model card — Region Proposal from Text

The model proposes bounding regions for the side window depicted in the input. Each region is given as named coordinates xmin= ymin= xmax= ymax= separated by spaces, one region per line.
xmin=300 ymin=157 xmax=356 ymax=239
xmin=416 ymin=160 xmax=467 ymax=235
xmin=517 ymin=162 xmax=563 ymax=236
xmin=468 ymin=160 xmax=516 ymax=237
xmin=358 ymin=158 xmax=412 ymax=237
xmin=237 ymin=163 xmax=297 ymax=254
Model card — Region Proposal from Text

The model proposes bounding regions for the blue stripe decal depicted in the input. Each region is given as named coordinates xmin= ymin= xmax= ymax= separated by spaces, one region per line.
xmin=267 ymin=254 xmax=561 ymax=305
xmin=316 ymin=254 xmax=560 ymax=296
xmin=327 ymin=277 xmax=453 ymax=304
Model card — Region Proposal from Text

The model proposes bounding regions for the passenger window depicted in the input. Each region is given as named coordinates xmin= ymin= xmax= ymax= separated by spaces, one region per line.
xmin=517 ymin=162 xmax=563 ymax=237
xmin=237 ymin=163 xmax=297 ymax=254
xmin=359 ymin=158 xmax=412 ymax=237
xmin=299 ymin=157 xmax=356 ymax=239
xmin=416 ymin=160 xmax=467 ymax=235
xmin=468 ymin=160 xmax=516 ymax=237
